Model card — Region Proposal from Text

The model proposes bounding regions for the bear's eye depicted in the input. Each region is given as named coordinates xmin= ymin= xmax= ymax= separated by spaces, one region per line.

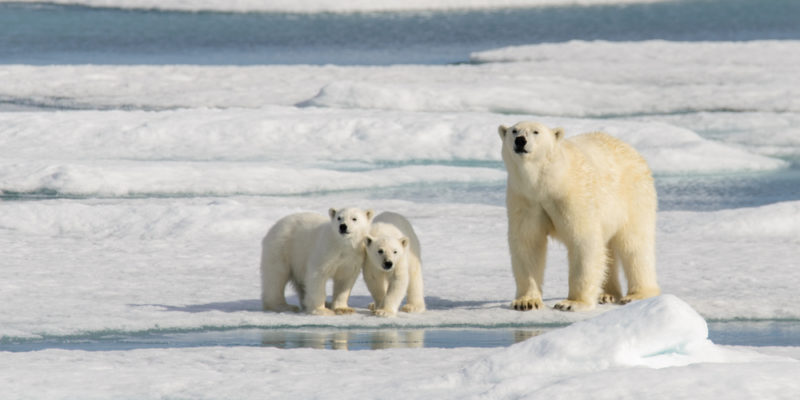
xmin=533 ymin=130 xmax=539 ymax=135
xmin=352 ymin=217 xmax=357 ymax=222
xmin=337 ymin=216 xmax=342 ymax=221
xmin=378 ymin=249 xmax=384 ymax=255
xmin=393 ymin=250 xmax=398 ymax=254
xmin=511 ymin=128 xmax=518 ymax=135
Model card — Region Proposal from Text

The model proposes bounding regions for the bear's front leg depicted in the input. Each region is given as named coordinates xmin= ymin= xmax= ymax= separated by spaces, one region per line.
xmin=508 ymin=222 xmax=548 ymax=311
xmin=374 ymin=271 xmax=409 ymax=317
xmin=303 ymin=272 xmax=335 ymax=316
xmin=330 ymin=269 xmax=360 ymax=315
xmin=363 ymin=265 xmax=388 ymax=312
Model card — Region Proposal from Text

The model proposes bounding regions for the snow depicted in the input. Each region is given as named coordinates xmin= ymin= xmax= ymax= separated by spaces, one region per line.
xmin=4 ymin=0 xmax=676 ymax=13
xmin=1 ymin=29 xmax=799 ymax=400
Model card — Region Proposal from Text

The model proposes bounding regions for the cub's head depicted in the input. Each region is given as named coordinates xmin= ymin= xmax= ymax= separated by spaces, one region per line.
xmin=365 ymin=224 xmax=408 ymax=272
xmin=328 ymin=207 xmax=374 ymax=241
xmin=498 ymin=121 xmax=563 ymax=161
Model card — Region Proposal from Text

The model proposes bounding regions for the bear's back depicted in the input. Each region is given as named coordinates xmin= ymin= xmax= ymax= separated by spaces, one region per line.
xmin=568 ymin=132 xmax=652 ymax=176
xmin=265 ymin=212 xmax=330 ymax=259
xmin=373 ymin=212 xmax=421 ymax=258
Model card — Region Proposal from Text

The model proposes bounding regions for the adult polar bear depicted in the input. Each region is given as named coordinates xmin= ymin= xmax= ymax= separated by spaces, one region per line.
xmin=498 ymin=121 xmax=660 ymax=311
xmin=260 ymin=208 xmax=373 ymax=315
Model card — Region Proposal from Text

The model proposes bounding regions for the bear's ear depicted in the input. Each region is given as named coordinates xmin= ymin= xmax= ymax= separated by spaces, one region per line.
xmin=498 ymin=125 xmax=508 ymax=140
xmin=365 ymin=209 xmax=374 ymax=221
xmin=328 ymin=208 xmax=337 ymax=219
xmin=400 ymin=237 xmax=409 ymax=249
xmin=553 ymin=127 xmax=564 ymax=141
xmin=365 ymin=236 xmax=374 ymax=247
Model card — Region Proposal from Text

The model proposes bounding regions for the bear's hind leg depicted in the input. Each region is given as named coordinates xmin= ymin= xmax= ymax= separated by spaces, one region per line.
xmin=599 ymin=247 xmax=623 ymax=304
xmin=614 ymin=229 xmax=660 ymax=304
xmin=260 ymin=255 xmax=298 ymax=313
xmin=555 ymin=238 xmax=606 ymax=312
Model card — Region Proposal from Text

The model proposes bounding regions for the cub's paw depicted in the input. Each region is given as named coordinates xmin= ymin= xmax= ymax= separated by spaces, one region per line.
xmin=400 ymin=304 xmax=425 ymax=313
xmin=373 ymin=309 xmax=397 ymax=318
xmin=334 ymin=307 xmax=355 ymax=315
xmin=368 ymin=302 xmax=376 ymax=311
xmin=598 ymin=293 xmax=618 ymax=304
xmin=309 ymin=307 xmax=336 ymax=316
xmin=511 ymin=296 xmax=544 ymax=311
xmin=554 ymin=299 xmax=594 ymax=312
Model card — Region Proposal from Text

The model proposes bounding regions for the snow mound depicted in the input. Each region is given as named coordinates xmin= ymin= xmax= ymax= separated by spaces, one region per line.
xmin=460 ymin=295 xmax=773 ymax=382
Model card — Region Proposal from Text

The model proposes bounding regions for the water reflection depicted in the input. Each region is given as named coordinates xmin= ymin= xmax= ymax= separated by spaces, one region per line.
xmin=259 ymin=329 xmax=544 ymax=351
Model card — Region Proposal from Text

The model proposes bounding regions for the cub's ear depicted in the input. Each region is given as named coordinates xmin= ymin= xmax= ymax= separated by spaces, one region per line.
xmin=365 ymin=209 xmax=374 ymax=221
xmin=498 ymin=125 xmax=508 ymax=140
xmin=328 ymin=208 xmax=337 ymax=219
xmin=553 ymin=127 xmax=564 ymax=141
xmin=365 ymin=236 xmax=374 ymax=247
xmin=400 ymin=237 xmax=409 ymax=249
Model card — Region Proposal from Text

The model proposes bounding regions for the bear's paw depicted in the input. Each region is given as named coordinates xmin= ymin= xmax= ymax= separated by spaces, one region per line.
xmin=400 ymin=304 xmax=425 ymax=313
xmin=511 ymin=296 xmax=544 ymax=311
xmin=373 ymin=309 xmax=397 ymax=317
xmin=309 ymin=307 xmax=336 ymax=316
xmin=554 ymin=299 xmax=595 ymax=312
xmin=334 ymin=307 xmax=355 ymax=315
xmin=598 ymin=293 xmax=618 ymax=304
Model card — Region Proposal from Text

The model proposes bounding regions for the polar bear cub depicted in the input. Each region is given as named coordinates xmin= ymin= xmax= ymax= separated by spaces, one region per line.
xmin=363 ymin=212 xmax=425 ymax=317
xmin=498 ymin=121 xmax=660 ymax=312
xmin=260 ymin=208 xmax=373 ymax=315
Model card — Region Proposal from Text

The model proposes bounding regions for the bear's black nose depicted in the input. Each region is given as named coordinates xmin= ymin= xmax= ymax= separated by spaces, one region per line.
xmin=515 ymin=136 xmax=527 ymax=147
xmin=382 ymin=261 xmax=393 ymax=270
xmin=339 ymin=224 xmax=348 ymax=234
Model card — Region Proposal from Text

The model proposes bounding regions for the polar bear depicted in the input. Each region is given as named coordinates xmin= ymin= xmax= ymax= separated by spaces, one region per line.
xmin=363 ymin=212 xmax=425 ymax=317
xmin=260 ymin=208 xmax=373 ymax=315
xmin=498 ymin=121 xmax=660 ymax=312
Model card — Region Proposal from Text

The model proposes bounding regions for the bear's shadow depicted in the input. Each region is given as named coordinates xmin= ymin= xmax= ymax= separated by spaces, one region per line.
xmin=134 ymin=296 xmax=504 ymax=313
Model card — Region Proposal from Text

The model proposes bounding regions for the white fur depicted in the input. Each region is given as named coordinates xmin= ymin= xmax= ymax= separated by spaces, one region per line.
xmin=498 ymin=121 xmax=660 ymax=312
xmin=260 ymin=207 xmax=373 ymax=315
xmin=363 ymin=212 xmax=425 ymax=317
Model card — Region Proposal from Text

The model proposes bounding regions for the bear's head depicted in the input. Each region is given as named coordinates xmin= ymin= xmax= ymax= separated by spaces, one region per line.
xmin=365 ymin=228 xmax=409 ymax=272
xmin=498 ymin=121 xmax=564 ymax=162
xmin=328 ymin=207 xmax=374 ymax=243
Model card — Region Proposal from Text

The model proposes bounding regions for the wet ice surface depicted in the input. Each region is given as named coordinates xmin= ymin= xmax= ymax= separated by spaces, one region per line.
xmin=2 ymin=322 xmax=799 ymax=352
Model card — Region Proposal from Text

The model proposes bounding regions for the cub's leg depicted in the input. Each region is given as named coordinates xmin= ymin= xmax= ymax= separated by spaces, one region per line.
xmin=260 ymin=247 xmax=298 ymax=312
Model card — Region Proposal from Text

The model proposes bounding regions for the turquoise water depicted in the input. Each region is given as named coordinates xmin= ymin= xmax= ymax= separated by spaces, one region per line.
xmin=2 ymin=321 xmax=797 ymax=352
xmin=1 ymin=0 xmax=799 ymax=65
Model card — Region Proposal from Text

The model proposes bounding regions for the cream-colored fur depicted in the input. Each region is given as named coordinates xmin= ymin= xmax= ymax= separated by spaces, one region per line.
xmin=498 ymin=121 xmax=660 ymax=311
xmin=363 ymin=212 xmax=425 ymax=317
xmin=260 ymin=208 xmax=373 ymax=315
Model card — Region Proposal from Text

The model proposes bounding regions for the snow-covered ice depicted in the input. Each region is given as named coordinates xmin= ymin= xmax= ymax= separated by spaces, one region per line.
xmin=1 ymin=9 xmax=799 ymax=398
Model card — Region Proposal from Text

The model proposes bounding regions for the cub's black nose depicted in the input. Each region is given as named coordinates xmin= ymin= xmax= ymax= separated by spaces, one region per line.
xmin=339 ymin=224 xmax=348 ymax=234
xmin=514 ymin=136 xmax=528 ymax=153
xmin=382 ymin=261 xmax=393 ymax=270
